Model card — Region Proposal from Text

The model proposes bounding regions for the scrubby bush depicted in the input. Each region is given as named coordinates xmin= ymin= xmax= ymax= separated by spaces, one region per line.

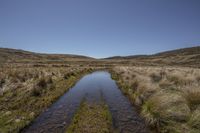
xmin=131 ymin=80 xmax=139 ymax=91
xmin=31 ymin=86 xmax=42 ymax=96
xmin=183 ymin=87 xmax=200 ymax=109
xmin=31 ymin=77 xmax=48 ymax=96
xmin=37 ymin=78 xmax=47 ymax=88
xmin=63 ymin=71 xmax=77 ymax=79
xmin=131 ymin=74 xmax=136 ymax=79
xmin=159 ymin=70 xmax=166 ymax=78
xmin=63 ymin=73 xmax=70 ymax=79
xmin=150 ymin=73 xmax=162 ymax=82
xmin=46 ymin=76 xmax=53 ymax=84
xmin=0 ymin=78 xmax=5 ymax=88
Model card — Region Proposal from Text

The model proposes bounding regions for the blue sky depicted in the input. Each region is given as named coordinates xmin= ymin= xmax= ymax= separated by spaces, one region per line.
xmin=0 ymin=0 xmax=200 ymax=58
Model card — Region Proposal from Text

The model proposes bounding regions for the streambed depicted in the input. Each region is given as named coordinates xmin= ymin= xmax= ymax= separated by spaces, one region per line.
xmin=22 ymin=71 xmax=149 ymax=133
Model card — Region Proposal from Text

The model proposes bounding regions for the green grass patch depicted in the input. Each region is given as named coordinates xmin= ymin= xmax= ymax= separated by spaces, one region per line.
xmin=66 ymin=101 xmax=113 ymax=133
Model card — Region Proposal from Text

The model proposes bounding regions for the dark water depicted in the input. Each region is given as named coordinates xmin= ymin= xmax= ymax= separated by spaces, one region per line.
xmin=22 ymin=71 xmax=149 ymax=133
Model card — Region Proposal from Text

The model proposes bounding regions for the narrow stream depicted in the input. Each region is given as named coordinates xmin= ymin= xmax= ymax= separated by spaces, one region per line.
xmin=22 ymin=71 xmax=149 ymax=133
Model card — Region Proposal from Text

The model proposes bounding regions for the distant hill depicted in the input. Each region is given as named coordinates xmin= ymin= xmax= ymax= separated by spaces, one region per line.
xmin=105 ymin=55 xmax=148 ymax=60
xmin=155 ymin=46 xmax=200 ymax=56
xmin=105 ymin=46 xmax=200 ymax=67
xmin=0 ymin=48 xmax=94 ymax=64
xmin=1 ymin=46 xmax=199 ymax=67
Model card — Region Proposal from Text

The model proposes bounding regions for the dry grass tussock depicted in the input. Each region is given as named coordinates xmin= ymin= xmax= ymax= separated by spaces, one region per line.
xmin=113 ymin=66 xmax=200 ymax=133
xmin=0 ymin=67 xmax=84 ymax=94
xmin=0 ymin=66 xmax=93 ymax=133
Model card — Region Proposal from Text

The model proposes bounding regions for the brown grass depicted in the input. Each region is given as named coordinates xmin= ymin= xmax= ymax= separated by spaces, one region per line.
xmin=112 ymin=66 xmax=200 ymax=132
xmin=0 ymin=66 xmax=94 ymax=133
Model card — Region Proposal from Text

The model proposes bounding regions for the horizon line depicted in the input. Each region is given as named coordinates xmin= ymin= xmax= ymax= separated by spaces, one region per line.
xmin=0 ymin=45 xmax=199 ymax=59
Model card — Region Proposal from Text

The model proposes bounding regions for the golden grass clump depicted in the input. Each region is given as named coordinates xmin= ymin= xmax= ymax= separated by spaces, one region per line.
xmin=189 ymin=107 xmax=200 ymax=130
xmin=31 ymin=76 xmax=54 ymax=97
xmin=142 ymin=92 xmax=190 ymax=125
xmin=113 ymin=66 xmax=200 ymax=132
xmin=183 ymin=87 xmax=200 ymax=109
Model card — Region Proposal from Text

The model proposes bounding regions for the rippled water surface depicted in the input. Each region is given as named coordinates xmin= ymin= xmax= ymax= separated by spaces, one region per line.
xmin=22 ymin=71 xmax=149 ymax=133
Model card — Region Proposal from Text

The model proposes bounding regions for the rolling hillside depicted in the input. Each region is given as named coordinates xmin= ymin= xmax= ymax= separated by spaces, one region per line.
xmin=0 ymin=48 xmax=94 ymax=64
xmin=0 ymin=46 xmax=199 ymax=67
xmin=105 ymin=46 xmax=200 ymax=67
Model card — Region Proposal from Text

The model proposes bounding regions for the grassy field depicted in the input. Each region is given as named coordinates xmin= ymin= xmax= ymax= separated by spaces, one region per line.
xmin=0 ymin=47 xmax=200 ymax=133
xmin=0 ymin=66 xmax=94 ymax=133
xmin=66 ymin=101 xmax=113 ymax=133
xmin=111 ymin=66 xmax=200 ymax=133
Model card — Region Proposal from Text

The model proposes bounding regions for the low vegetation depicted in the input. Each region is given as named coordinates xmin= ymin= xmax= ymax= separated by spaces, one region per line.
xmin=112 ymin=66 xmax=200 ymax=133
xmin=66 ymin=101 xmax=113 ymax=133
xmin=0 ymin=47 xmax=199 ymax=133
xmin=0 ymin=66 xmax=94 ymax=133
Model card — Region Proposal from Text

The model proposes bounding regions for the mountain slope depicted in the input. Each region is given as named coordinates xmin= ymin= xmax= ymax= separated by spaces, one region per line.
xmin=105 ymin=46 xmax=200 ymax=67
xmin=0 ymin=48 xmax=94 ymax=64
xmin=1 ymin=46 xmax=199 ymax=67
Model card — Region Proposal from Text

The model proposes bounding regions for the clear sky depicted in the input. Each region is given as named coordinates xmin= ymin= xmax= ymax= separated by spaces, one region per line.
xmin=0 ymin=0 xmax=200 ymax=58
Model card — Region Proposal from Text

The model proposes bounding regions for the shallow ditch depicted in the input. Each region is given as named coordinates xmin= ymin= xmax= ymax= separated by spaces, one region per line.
xmin=22 ymin=71 xmax=149 ymax=133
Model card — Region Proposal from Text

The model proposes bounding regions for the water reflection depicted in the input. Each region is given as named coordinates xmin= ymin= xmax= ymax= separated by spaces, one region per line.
xmin=22 ymin=71 xmax=149 ymax=133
